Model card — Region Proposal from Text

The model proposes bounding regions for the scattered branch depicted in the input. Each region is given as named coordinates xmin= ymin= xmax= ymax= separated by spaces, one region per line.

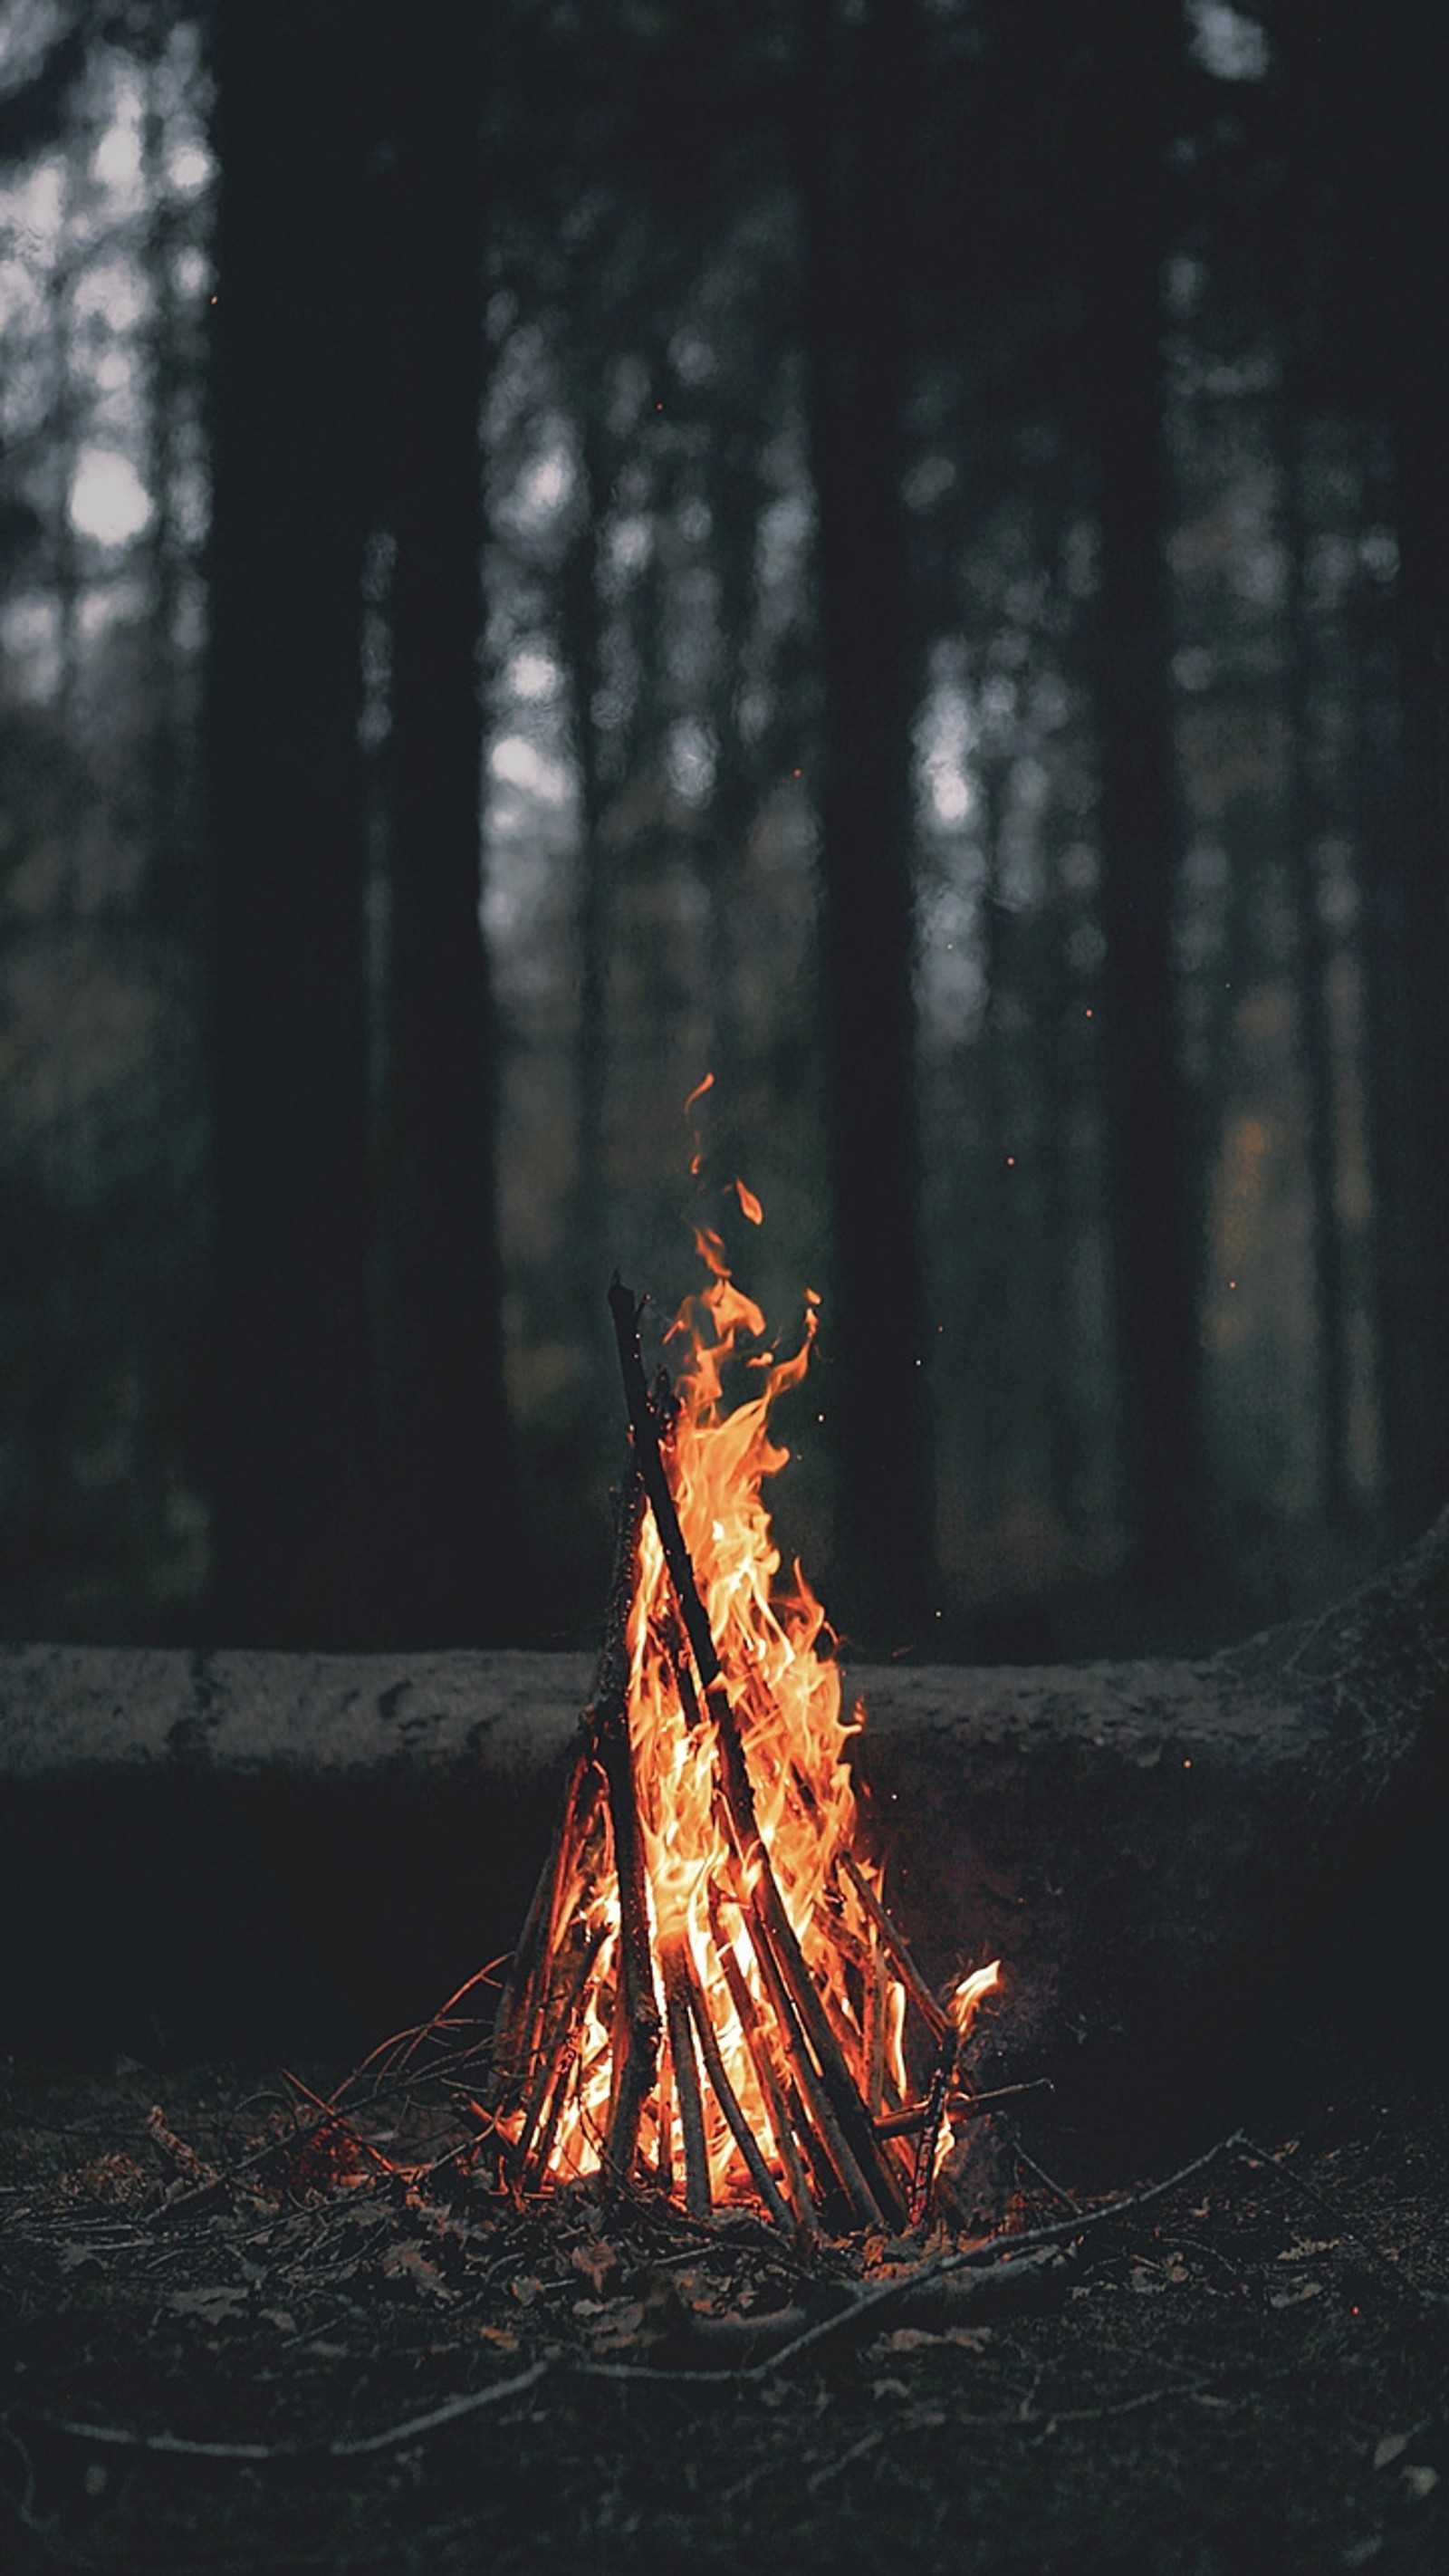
xmin=41 ymin=2361 xmax=552 ymax=2465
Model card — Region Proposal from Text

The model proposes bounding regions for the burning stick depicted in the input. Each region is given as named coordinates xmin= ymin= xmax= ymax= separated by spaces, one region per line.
xmin=709 ymin=1846 xmax=883 ymax=2228
xmin=608 ymin=1277 xmax=909 ymax=2232
xmin=908 ymin=1961 xmax=1003 ymax=2227
xmin=489 ymin=1747 xmax=598 ymax=2099
xmin=864 ymin=1932 xmax=889 ymax=2118
xmin=875 ymin=2079 xmax=1051 ymax=2139
xmin=676 ymin=1938 xmax=793 ymax=2230
xmin=492 ymin=1226 xmax=1000 ymax=2232
xmin=491 ymin=1455 xmax=658 ymax=2185
xmin=836 ymin=1850 xmax=950 ymax=2048
xmin=707 ymin=1887 xmax=818 ymax=2233
xmin=660 ymin=1937 xmax=710 ymax=2217
xmin=590 ymin=1459 xmax=661 ymax=2178
xmin=513 ymin=1918 xmax=609 ymax=2182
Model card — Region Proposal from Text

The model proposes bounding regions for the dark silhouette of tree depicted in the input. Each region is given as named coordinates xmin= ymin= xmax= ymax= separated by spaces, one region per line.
xmin=1275 ymin=0 xmax=1449 ymax=1541
xmin=800 ymin=0 xmax=935 ymax=1648
xmin=206 ymin=0 xmax=377 ymax=1644
xmin=1281 ymin=416 xmax=1352 ymax=1526
xmin=6 ymin=0 xmax=1448 ymax=1657
xmin=1370 ymin=7 xmax=1449 ymax=1537
xmin=374 ymin=12 xmax=525 ymax=1643
xmin=1081 ymin=2 xmax=1205 ymax=1600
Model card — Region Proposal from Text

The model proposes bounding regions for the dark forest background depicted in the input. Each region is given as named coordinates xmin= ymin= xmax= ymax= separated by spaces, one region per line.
xmin=0 ymin=0 xmax=1444 ymax=1662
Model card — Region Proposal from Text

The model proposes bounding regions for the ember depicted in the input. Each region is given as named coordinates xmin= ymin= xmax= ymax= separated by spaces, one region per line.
xmin=489 ymin=1195 xmax=1000 ymax=2231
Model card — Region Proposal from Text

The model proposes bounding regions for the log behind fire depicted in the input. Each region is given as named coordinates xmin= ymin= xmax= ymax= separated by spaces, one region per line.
xmin=855 ymin=1504 xmax=1449 ymax=2123
xmin=2 ymin=1509 xmax=1446 ymax=2129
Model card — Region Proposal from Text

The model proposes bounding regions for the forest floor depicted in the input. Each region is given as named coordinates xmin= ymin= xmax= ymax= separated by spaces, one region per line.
xmin=2 ymin=2039 xmax=1446 ymax=2576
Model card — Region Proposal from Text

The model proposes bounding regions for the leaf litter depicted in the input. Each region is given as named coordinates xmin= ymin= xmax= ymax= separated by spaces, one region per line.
xmin=1 ymin=2055 xmax=1447 ymax=2572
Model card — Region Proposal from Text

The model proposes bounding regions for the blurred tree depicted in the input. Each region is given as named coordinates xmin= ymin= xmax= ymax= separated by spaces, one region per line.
xmin=1269 ymin=0 xmax=1449 ymax=1542
xmin=1081 ymin=0 xmax=1205 ymax=1601
xmin=206 ymin=0 xmax=377 ymax=1644
xmin=800 ymin=0 xmax=935 ymax=1648
xmin=1365 ymin=6 xmax=1449 ymax=1538
xmin=373 ymin=8 xmax=526 ymax=1644
xmin=2 ymin=0 xmax=1444 ymax=1658
xmin=1280 ymin=409 xmax=1351 ymax=1526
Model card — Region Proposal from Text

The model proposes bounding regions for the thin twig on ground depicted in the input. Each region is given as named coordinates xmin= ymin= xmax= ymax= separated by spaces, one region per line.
xmin=40 ymin=2360 xmax=552 ymax=2465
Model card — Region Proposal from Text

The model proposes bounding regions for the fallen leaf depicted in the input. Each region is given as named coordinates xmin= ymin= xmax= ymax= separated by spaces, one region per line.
xmin=260 ymin=2308 xmax=297 ymax=2334
xmin=1373 ymin=2434 xmax=1409 ymax=2472
xmin=509 ymin=2274 xmax=542 ymax=2307
xmin=167 ymin=2286 xmax=248 ymax=2322
xmin=145 ymin=2106 xmax=218 ymax=2190
xmin=869 ymin=2376 xmax=913 ymax=2402
xmin=571 ymin=2240 xmax=619 ymax=2295
xmin=476 ymin=2324 xmax=519 ymax=2352
xmin=875 ymin=2323 xmax=992 ymax=2354
xmin=381 ymin=2244 xmax=456 ymax=2302
xmin=58 ymin=2243 xmax=106 ymax=2278
xmin=347 ymin=2201 xmax=390 ymax=2232
xmin=590 ymin=2302 xmax=645 ymax=2350
xmin=76 ymin=2154 xmax=147 ymax=2205
xmin=1401 ymin=2465 xmax=1439 ymax=2502
xmin=1269 ymin=2281 xmax=1323 ymax=2309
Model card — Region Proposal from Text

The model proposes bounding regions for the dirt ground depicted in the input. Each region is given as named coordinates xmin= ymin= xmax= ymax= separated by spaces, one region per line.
xmin=3 ymin=2038 xmax=1447 ymax=2576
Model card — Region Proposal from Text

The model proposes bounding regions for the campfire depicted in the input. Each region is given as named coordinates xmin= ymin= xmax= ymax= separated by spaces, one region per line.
xmin=487 ymin=1201 xmax=1001 ymax=2234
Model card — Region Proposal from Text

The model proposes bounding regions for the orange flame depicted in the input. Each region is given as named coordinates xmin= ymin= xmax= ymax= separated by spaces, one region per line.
xmin=947 ymin=1959 xmax=1002 ymax=2035
xmin=519 ymin=1212 xmax=999 ymax=2214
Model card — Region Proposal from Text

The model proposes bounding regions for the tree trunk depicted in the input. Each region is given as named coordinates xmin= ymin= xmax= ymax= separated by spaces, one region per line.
xmin=561 ymin=416 xmax=617 ymax=1449
xmin=1373 ymin=7 xmax=1449 ymax=1542
xmin=1086 ymin=5 xmax=1204 ymax=1601
xmin=1281 ymin=412 xmax=1353 ymax=1525
xmin=375 ymin=14 xmax=524 ymax=1645
xmin=206 ymin=0 xmax=376 ymax=1647
xmin=800 ymin=0 xmax=935 ymax=1648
